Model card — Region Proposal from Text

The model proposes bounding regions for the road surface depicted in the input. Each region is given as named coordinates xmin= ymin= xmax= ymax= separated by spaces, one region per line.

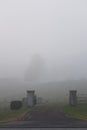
xmin=0 ymin=104 xmax=87 ymax=128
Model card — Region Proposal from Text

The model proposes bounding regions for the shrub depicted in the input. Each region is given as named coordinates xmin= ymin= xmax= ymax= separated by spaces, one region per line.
xmin=10 ymin=101 xmax=22 ymax=110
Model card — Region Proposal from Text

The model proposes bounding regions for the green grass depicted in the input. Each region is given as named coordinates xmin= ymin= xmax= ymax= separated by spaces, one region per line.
xmin=0 ymin=107 xmax=30 ymax=123
xmin=61 ymin=103 xmax=87 ymax=120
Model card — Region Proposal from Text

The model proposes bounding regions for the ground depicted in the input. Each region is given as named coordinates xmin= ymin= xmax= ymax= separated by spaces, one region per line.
xmin=0 ymin=103 xmax=87 ymax=128
xmin=61 ymin=103 xmax=87 ymax=120
xmin=0 ymin=107 xmax=30 ymax=123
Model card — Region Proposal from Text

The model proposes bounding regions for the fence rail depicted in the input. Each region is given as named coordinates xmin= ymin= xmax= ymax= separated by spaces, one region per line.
xmin=77 ymin=94 xmax=87 ymax=103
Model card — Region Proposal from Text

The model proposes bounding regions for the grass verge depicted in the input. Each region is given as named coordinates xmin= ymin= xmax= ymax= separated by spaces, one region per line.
xmin=61 ymin=103 xmax=87 ymax=120
xmin=0 ymin=107 xmax=30 ymax=123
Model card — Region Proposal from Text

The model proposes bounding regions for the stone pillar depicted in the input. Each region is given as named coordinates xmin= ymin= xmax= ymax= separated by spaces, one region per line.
xmin=27 ymin=90 xmax=35 ymax=107
xmin=69 ymin=90 xmax=77 ymax=106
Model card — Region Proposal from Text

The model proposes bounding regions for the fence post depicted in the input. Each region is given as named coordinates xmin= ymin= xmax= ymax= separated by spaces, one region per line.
xmin=69 ymin=90 xmax=77 ymax=106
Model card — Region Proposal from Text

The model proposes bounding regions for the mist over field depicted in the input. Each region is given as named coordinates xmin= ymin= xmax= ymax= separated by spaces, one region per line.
xmin=0 ymin=0 xmax=87 ymax=104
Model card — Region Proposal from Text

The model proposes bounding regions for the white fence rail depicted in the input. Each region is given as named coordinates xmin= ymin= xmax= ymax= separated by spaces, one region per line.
xmin=77 ymin=94 xmax=87 ymax=103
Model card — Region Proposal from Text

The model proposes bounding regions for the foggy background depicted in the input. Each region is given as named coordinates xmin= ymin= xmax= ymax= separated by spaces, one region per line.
xmin=0 ymin=0 xmax=87 ymax=103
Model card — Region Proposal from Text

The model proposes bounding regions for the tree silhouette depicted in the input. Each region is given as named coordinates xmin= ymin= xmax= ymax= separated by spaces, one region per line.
xmin=25 ymin=54 xmax=44 ymax=83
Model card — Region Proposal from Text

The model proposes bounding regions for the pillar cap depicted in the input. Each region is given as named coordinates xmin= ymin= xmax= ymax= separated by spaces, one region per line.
xmin=69 ymin=90 xmax=77 ymax=92
xmin=27 ymin=90 xmax=35 ymax=93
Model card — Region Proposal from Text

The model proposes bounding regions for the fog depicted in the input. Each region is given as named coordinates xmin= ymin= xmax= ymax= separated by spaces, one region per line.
xmin=0 ymin=0 xmax=87 ymax=101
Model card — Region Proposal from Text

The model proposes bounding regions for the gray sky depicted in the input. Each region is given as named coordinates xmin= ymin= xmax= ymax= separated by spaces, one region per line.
xmin=0 ymin=0 xmax=87 ymax=81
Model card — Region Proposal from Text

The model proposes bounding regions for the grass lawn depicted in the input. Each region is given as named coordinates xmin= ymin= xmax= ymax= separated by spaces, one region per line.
xmin=0 ymin=107 xmax=30 ymax=123
xmin=61 ymin=103 xmax=87 ymax=120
